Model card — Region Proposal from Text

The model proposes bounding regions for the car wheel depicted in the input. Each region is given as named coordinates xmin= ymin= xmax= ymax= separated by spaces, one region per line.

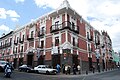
xmin=19 ymin=69 xmax=22 ymax=72
xmin=0 ymin=67 xmax=3 ymax=72
xmin=26 ymin=70 xmax=29 ymax=73
xmin=54 ymin=71 xmax=57 ymax=75
xmin=46 ymin=71 xmax=49 ymax=75
xmin=35 ymin=70 xmax=39 ymax=74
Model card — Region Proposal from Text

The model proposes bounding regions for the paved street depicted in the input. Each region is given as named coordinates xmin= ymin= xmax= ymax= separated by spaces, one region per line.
xmin=0 ymin=69 xmax=120 ymax=80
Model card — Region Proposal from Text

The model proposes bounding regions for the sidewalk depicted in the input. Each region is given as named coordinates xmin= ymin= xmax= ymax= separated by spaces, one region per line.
xmin=56 ymin=69 xmax=118 ymax=77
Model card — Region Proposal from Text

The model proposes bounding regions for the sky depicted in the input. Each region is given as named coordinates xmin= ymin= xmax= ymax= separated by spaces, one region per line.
xmin=0 ymin=0 xmax=120 ymax=52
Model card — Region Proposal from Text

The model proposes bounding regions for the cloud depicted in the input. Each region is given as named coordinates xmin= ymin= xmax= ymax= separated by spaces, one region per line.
xmin=0 ymin=24 xmax=10 ymax=32
xmin=0 ymin=8 xmax=7 ymax=19
xmin=34 ymin=0 xmax=120 ymax=51
xmin=6 ymin=10 xmax=20 ymax=18
xmin=15 ymin=0 xmax=24 ymax=3
xmin=97 ymin=1 xmax=120 ymax=16
xmin=34 ymin=0 xmax=64 ymax=8
xmin=0 ymin=8 xmax=20 ymax=22
xmin=11 ymin=18 xmax=19 ymax=22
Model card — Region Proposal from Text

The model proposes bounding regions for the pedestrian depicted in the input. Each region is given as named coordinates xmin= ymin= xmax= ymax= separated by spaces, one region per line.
xmin=65 ymin=65 xmax=68 ymax=75
xmin=77 ymin=65 xmax=81 ymax=74
xmin=56 ymin=64 xmax=61 ymax=73
xmin=73 ymin=64 xmax=76 ymax=75
xmin=62 ymin=65 xmax=65 ymax=74
xmin=92 ymin=65 xmax=95 ymax=73
xmin=68 ymin=65 xmax=71 ymax=74
xmin=98 ymin=64 xmax=100 ymax=73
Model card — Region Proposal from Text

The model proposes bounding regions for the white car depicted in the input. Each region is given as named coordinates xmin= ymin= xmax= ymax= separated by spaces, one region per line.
xmin=34 ymin=65 xmax=57 ymax=74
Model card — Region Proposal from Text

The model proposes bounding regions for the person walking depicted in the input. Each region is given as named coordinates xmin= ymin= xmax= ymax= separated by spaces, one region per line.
xmin=56 ymin=64 xmax=61 ymax=73
xmin=77 ymin=65 xmax=81 ymax=74
xmin=73 ymin=64 xmax=76 ymax=75
xmin=67 ymin=65 xmax=71 ymax=74
xmin=65 ymin=65 xmax=68 ymax=75
xmin=92 ymin=65 xmax=95 ymax=73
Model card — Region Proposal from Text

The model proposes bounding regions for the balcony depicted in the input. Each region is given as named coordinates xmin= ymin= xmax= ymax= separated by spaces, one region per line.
xmin=20 ymin=49 xmax=24 ymax=54
xmin=13 ymin=50 xmax=17 ymax=54
xmin=0 ymin=42 xmax=11 ymax=49
xmin=27 ymin=35 xmax=34 ymax=41
xmin=88 ymin=48 xmax=93 ymax=53
xmin=87 ymin=35 xmax=93 ymax=41
xmin=95 ymin=40 xmax=100 ymax=45
xmin=2 ymin=44 xmax=6 ymax=48
xmin=109 ymin=57 xmax=113 ymax=61
xmin=38 ymin=45 xmax=44 ymax=49
xmin=50 ymin=21 xmax=79 ymax=34
xmin=5 ymin=42 xmax=11 ymax=47
xmin=14 ymin=41 xmax=18 ymax=45
xmin=102 ymin=44 xmax=105 ymax=48
xmin=38 ymin=30 xmax=45 ymax=37
xmin=19 ymin=38 xmax=24 ymax=44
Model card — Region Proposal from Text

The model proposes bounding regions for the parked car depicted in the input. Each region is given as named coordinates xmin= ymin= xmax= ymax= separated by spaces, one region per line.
xmin=0 ymin=61 xmax=7 ymax=72
xmin=18 ymin=64 xmax=34 ymax=73
xmin=34 ymin=65 xmax=57 ymax=75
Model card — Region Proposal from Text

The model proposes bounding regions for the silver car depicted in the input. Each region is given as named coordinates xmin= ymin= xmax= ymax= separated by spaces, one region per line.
xmin=34 ymin=65 xmax=57 ymax=75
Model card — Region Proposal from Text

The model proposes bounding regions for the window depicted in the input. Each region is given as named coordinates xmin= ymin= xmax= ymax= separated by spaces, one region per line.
xmin=40 ymin=41 xmax=44 ymax=48
xmin=17 ymin=37 xmax=19 ymax=43
xmin=55 ymin=37 xmax=59 ymax=46
xmin=55 ymin=21 xmax=59 ymax=29
xmin=41 ymin=27 xmax=45 ymax=34
xmin=16 ymin=47 xmax=17 ymax=53
xmin=7 ymin=49 xmax=10 ymax=55
xmin=41 ymin=27 xmax=45 ymax=31
xmin=5 ymin=40 xmax=7 ymax=45
xmin=31 ymin=31 xmax=34 ymax=38
xmin=1 ymin=42 xmax=2 ymax=46
xmin=63 ymin=49 xmax=71 ymax=53
xmin=21 ymin=46 xmax=23 ymax=52
xmin=87 ymin=32 xmax=89 ymax=39
xmin=22 ymin=35 xmax=24 ymax=41
xmin=88 ymin=44 xmax=90 ymax=51
xmin=73 ymin=37 xmax=75 ymax=46
xmin=10 ymin=38 xmax=12 ymax=43
xmin=72 ymin=22 xmax=75 ymax=30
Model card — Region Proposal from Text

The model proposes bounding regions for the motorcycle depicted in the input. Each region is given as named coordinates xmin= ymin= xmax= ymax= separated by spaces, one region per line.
xmin=4 ymin=67 xmax=12 ymax=78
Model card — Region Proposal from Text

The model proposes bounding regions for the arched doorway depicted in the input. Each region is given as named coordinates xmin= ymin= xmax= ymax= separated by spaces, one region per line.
xmin=27 ymin=52 xmax=33 ymax=66
xmin=19 ymin=58 xmax=23 ymax=66
xmin=38 ymin=55 xmax=44 ymax=65
xmin=72 ymin=54 xmax=78 ymax=67
xmin=52 ymin=54 xmax=61 ymax=68
xmin=13 ymin=58 xmax=17 ymax=69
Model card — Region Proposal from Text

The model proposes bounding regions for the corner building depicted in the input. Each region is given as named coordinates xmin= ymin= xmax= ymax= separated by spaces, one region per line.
xmin=0 ymin=0 xmax=113 ymax=72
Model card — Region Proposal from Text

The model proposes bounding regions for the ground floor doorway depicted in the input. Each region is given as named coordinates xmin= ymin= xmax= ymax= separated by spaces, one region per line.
xmin=52 ymin=54 xmax=61 ymax=68
xmin=38 ymin=55 xmax=44 ymax=65
xmin=27 ymin=54 xmax=33 ymax=66
xmin=19 ymin=58 xmax=23 ymax=66
xmin=88 ymin=57 xmax=92 ymax=71
xmin=13 ymin=58 xmax=17 ymax=69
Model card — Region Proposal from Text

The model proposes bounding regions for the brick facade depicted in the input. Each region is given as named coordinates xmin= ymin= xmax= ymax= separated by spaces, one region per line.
xmin=0 ymin=0 xmax=113 ymax=72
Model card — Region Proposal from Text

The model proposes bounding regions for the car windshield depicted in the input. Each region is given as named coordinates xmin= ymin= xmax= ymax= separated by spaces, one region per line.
xmin=21 ymin=65 xmax=27 ymax=67
xmin=37 ymin=65 xmax=52 ymax=68
xmin=0 ymin=61 xmax=7 ymax=65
